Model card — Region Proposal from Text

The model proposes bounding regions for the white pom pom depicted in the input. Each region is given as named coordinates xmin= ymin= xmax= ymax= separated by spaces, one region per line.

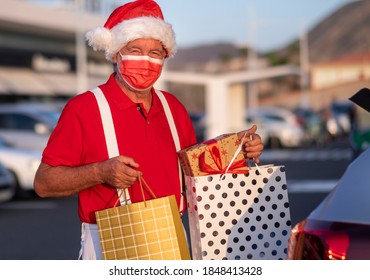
xmin=85 ymin=27 xmax=112 ymax=51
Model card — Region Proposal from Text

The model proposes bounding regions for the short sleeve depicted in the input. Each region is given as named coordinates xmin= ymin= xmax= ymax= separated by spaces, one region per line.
xmin=41 ymin=94 xmax=95 ymax=167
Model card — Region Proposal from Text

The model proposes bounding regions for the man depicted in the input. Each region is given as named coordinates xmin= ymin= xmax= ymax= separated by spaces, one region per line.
xmin=34 ymin=0 xmax=264 ymax=259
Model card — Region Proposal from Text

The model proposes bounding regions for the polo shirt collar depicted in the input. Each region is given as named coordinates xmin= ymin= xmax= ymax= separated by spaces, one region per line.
xmin=103 ymin=73 xmax=163 ymax=115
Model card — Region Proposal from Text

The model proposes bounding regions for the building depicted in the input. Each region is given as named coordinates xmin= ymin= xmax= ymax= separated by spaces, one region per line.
xmin=310 ymin=52 xmax=370 ymax=91
xmin=0 ymin=0 xmax=109 ymax=103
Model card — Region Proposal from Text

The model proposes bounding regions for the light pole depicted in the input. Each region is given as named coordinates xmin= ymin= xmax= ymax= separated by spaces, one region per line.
xmin=75 ymin=0 xmax=88 ymax=94
xmin=247 ymin=1 xmax=259 ymax=110
xmin=299 ymin=25 xmax=310 ymax=108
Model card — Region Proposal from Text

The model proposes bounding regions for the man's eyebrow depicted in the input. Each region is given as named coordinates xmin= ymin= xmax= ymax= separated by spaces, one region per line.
xmin=125 ymin=45 xmax=141 ymax=51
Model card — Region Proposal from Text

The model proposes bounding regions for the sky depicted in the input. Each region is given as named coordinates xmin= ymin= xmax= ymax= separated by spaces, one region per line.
xmin=32 ymin=0 xmax=353 ymax=52
xmin=155 ymin=0 xmax=353 ymax=52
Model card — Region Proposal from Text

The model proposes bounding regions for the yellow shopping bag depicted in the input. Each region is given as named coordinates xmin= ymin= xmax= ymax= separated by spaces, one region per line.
xmin=95 ymin=176 xmax=190 ymax=260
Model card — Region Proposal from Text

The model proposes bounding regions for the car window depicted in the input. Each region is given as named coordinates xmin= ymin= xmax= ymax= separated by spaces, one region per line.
xmin=262 ymin=114 xmax=285 ymax=122
xmin=0 ymin=113 xmax=37 ymax=131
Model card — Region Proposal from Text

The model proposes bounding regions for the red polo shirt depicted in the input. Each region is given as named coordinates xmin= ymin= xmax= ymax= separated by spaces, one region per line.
xmin=42 ymin=73 xmax=197 ymax=223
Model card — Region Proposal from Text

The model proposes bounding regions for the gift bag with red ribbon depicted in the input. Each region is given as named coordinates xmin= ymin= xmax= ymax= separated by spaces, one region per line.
xmin=178 ymin=133 xmax=292 ymax=260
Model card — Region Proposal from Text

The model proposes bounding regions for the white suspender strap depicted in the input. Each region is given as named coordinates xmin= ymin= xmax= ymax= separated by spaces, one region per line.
xmin=155 ymin=89 xmax=185 ymax=213
xmin=91 ymin=87 xmax=119 ymax=157
xmin=155 ymin=89 xmax=181 ymax=151
xmin=90 ymin=87 xmax=131 ymax=205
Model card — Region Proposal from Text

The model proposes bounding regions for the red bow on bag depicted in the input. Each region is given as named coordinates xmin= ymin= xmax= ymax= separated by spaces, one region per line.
xmin=198 ymin=139 xmax=248 ymax=175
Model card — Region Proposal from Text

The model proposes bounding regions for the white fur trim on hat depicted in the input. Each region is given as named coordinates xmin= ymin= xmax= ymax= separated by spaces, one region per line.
xmin=86 ymin=27 xmax=112 ymax=52
xmin=86 ymin=16 xmax=176 ymax=62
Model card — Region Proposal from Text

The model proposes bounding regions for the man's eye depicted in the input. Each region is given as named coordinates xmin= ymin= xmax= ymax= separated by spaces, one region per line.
xmin=130 ymin=50 xmax=141 ymax=54
xmin=150 ymin=51 xmax=163 ymax=58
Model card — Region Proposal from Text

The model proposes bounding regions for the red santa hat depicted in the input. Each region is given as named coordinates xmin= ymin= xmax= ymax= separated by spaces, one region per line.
xmin=86 ymin=0 xmax=176 ymax=62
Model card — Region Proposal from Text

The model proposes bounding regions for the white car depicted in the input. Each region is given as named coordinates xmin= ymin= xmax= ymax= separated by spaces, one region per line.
xmin=246 ymin=106 xmax=307 ymax=149
xmin=0 ymin=138 xmax=41 ymax=197
xmin=0 ymin=102 xmax=61 ymax=151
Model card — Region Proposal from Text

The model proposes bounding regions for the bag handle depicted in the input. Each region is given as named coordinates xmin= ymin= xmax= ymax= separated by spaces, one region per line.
xmin=115 ymin=174 xmax=156 ymax=208
xmin=246 ymin=134 xmax=261 ymax=173
xmin=220 ymin=132 xmax=261 ymax=180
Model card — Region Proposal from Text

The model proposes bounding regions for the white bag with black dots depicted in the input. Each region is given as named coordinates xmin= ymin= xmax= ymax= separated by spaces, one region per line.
xmin=185 ymin=165 xmax=291 ymax=260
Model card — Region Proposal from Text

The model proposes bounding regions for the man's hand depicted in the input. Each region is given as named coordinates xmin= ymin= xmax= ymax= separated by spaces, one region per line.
xmin=238 ymin=124 xmax=264 ymax=163
xmin=99 ymin=155 xmax=141 ymax=189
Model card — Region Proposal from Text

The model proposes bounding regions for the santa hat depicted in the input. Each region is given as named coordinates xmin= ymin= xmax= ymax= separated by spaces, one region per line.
xmin=86 ymin=0 xmax=176 ymax=62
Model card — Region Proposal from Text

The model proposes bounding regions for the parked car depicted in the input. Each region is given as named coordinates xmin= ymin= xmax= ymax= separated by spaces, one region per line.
xmin=325 ymin=101 xmax=356 ymax=139
xmin=287 ymin=88 xmax=370 ymax=260
xmin=0 ymin=102 xmax=61 ymax=151
xmin=0 ymin=138 xmax=41 ymax=197
xmin=293 ymin=107 xmax=328 ymax=146
xmin=0 ymin=161 xmax=16 ymax=203
xmin=245 ymin=106 xmax=307 ymax=149
xmin=189 ymin=112 xmax=268 ymax=145
xmin=189 ymin=112 xmax=206 ymax=142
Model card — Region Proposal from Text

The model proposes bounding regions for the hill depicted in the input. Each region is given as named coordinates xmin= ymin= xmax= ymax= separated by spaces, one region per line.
xmin=308 ymin=0 xmax=370 ymax=63
xmin=274 ymin=0 xmax=370 ymax=65
xmin=166 ymin=43 xmax=247 ymax=72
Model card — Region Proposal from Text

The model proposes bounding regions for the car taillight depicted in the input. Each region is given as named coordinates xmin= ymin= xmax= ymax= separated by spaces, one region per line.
xmin=322 ymin=232 xmax=349 ymax=260
xmin=287 ymin=219 xmax=349 ymax=260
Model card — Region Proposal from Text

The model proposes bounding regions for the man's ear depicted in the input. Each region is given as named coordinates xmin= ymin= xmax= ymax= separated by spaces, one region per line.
xmin=112 ymin=54 xmax=118 ymax=64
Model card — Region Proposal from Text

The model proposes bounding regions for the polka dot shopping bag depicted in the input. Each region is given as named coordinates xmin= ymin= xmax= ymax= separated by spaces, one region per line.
xmin=178 ymin=133 xmax=291 ymax=260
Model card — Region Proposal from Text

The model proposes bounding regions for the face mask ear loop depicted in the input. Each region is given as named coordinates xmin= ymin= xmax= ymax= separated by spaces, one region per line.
xmin=115 ymin=57 xmax=125 ymax=87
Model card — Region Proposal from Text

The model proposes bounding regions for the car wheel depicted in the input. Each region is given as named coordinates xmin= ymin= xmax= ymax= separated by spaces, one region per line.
xmin=8 ymin=170 xmax=32 ymax=199
xmin=3 ymin=170 xmax=17 ymax=200
xmin=268 ymin=136 xmax=282 ymax=149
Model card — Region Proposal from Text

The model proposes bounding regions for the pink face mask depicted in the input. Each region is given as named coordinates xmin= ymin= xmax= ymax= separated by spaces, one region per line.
xmin=118 ymin=54 xmax=164 ymax=91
